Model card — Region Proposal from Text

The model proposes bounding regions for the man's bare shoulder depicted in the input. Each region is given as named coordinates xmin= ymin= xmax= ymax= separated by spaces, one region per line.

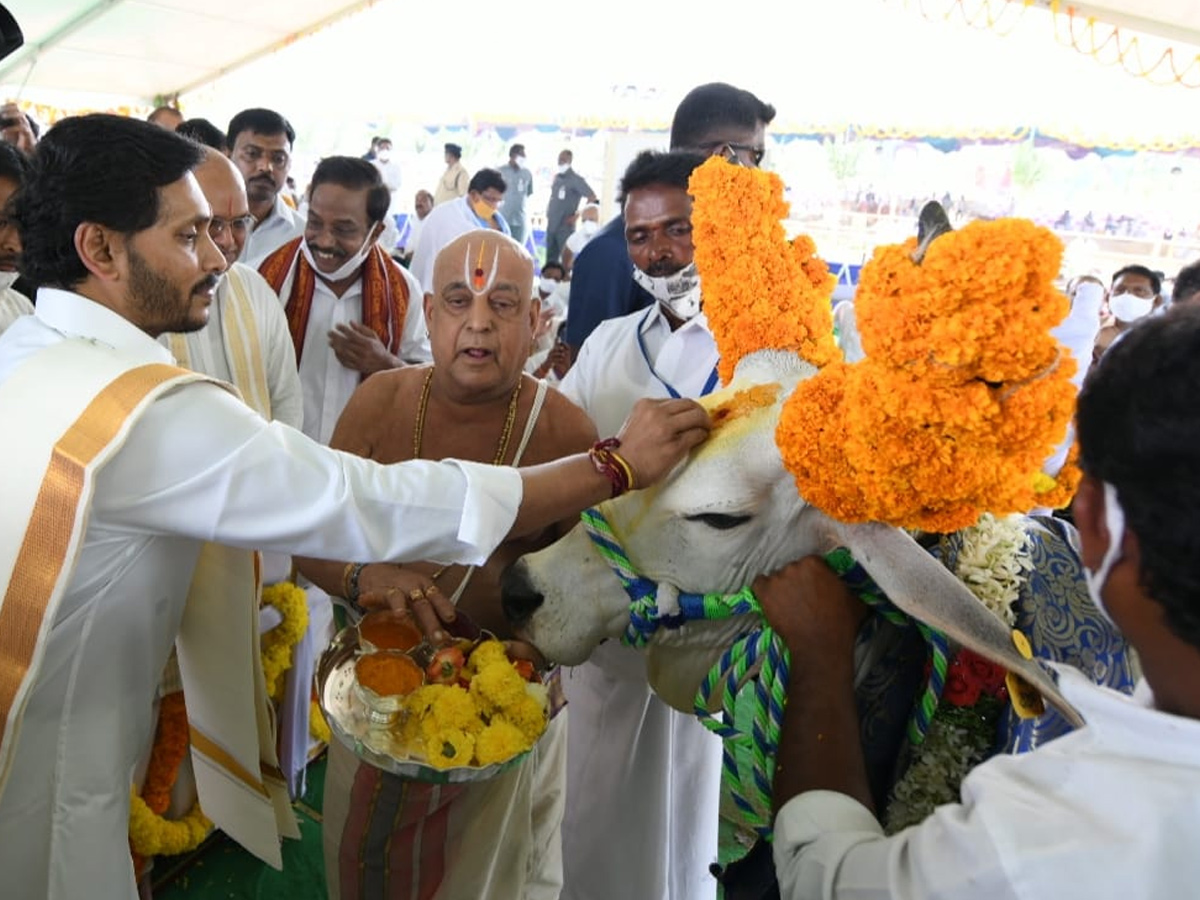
xmin=528 ymin=379 xmax=599 ymax=458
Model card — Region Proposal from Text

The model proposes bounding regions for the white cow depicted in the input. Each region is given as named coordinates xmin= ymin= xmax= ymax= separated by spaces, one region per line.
xmin=503 ymin=349 xmax=1081 ymax=725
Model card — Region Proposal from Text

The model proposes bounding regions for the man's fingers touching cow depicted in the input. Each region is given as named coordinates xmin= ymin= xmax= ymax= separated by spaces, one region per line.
xmin=614 ymin=398 xmax=712 ymax=487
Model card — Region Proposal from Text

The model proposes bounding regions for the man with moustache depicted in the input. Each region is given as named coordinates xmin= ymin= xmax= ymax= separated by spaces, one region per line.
xmin=0 ymin=114 xmax=713 ymax=900
xmin=228 ymin=107 xmax=305 ymax=266
xmin=0 ymin=142 xmax=31 ymax=334
xmin=259 ymin=156 xmax=426 ymax=445
xmin=159 ymin=147 xmax=301 ymax=429
xmin=301 ymin=229 xmax=597 ymax=900
xmin=556 ymin=149 xmax=724 ymax=900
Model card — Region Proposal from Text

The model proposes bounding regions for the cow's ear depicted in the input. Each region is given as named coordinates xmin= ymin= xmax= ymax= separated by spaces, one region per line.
xmin=831 ymin=520 xmax=1082 ymax=727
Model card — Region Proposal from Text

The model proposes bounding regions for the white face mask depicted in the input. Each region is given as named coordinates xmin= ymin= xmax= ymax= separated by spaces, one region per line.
xmin=0 ymin=270 xmax=19 ymax=291
xmin=301 ymin=228 xmax=376 ymax=282
xmin=557 ymin=163 xmax=570 ymax=175
xmin=633 ymin=261 xmax=702 ymax=321
xmin=1110 ymin=292 xmax=1155 ymax=323
xmin=579 ymin=219 xmax=599 ymax=237
xmin=1083 ymin=481 xmax=1126 ymax=624
xmin=376 ymin=150 xmax=390 ymax=163
xmin=516 ymin=155 xmax=526 ymax=166
xmin=539 ymin=276 xmax=560 ymax=295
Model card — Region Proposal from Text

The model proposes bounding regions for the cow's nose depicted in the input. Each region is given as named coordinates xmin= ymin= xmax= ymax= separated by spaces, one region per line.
xmin=501 ymin=561 xmax=544 ymax=627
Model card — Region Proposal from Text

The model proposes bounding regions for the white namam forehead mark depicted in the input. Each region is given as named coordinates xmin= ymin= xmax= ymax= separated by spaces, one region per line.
xmin=461 ymin=240 xmax=502 ymax=294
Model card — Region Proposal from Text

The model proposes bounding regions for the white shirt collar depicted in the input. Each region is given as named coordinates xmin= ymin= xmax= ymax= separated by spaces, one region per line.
xmin=636 ymin=303 xmax=711 ymax=338
xmin=34 ymin=287 xmax=175 ymax=363
xmin=1051 ymin=663 xmax=1200 ymax=766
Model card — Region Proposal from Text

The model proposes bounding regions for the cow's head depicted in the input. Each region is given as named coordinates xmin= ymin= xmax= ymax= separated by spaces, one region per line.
xmin=503 ymin=350 xmax=1080 ymax=724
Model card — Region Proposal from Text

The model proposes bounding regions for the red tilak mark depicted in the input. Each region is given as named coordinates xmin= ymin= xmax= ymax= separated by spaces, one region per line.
xmin=472 ymin=267 xmax=485 ymax=289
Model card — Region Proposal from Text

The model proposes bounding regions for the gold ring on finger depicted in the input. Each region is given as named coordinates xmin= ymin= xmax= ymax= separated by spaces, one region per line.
xmin=409 ymin=588 xmax=425 ymax=603
xmin=424 ymin=585 xmax=439 ymax=595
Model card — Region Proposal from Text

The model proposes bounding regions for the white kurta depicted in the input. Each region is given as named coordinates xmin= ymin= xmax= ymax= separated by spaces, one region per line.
xmin=241 ymin=194 xmax=306 ymax=268
xmin=556 ymin=303 xmax=723 ymax=900
xmin=774 ymin=666 xmax=1200 ymax=900
xmin=0 ymin=288 xmax=524 ymax=900
xmin=0 ymin=285 xmax=33 ymax=335
xmin=294 ymin=264 xmax=426 ymax=444
xmin=159 ymin=262 xmax=303 ymax=430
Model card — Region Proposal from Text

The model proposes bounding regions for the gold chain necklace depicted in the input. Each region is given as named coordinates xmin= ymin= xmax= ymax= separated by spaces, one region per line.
xmin=413 ymin=367 xmax=523 ymax=588
xmin=412 ymin=367 xmax=523 ymax=465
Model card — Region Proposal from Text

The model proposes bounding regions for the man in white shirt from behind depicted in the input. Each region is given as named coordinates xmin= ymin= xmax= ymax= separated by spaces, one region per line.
xmin=228 ymin=107 xmax=305 ymax=267
xmin=0 ymin=142 xmax=32 ymax=335
xmin=0 ymin=113 xmax=712 ymax=900
xmin=556 ymin=149 xmax=723 ymax=900
xmin=756 ymin=307 xmax=1200 ymax=900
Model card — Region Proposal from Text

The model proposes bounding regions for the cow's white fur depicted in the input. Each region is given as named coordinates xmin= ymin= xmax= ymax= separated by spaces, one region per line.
xmin=511 ymin=351 xmax=1080 ymax=723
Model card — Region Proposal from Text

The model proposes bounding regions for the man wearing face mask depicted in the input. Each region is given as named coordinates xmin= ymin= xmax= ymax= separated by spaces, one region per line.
xmin=757 ymin=305 xmax=1200 ymax=900
xmin=544 ymin=149 xmax=597 ymax=265
xmin=500 ymin=143 xmax=534 ymax=246
xmin=1092 ymin=264 xmax=1163 ymax=364
xmin=562 ymin=202 xmax=600 ymax=275
xmin=408 ymin=169 xmax=512 ymax=359
xmin=0 ymin=141 xmax=31 ymax=335
xmin=258 ymin=156 xmax=425 ymax=445
xmin=565 ymin=82 xmax=776 ymax=357
xmin=555 ymin=149 xmax=724 ymax=900
xmin=369 ymin=136 xmax=403 ymax=230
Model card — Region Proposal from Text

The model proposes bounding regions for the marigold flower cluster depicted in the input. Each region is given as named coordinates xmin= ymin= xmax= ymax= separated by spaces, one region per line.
xmin=777 ymin=219 xmax=1079 ymax=532
xmin=260 ymin=581 xmax=309 ymax=701
xmin=398 ymin=640 xmax=547 ymax=770
xmin=688 ymin=157 xmax=838 ymax=384
xmin=129 ymin=690 xmax=211 ymax=869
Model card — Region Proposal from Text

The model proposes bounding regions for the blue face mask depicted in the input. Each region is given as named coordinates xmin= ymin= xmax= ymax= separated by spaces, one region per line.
xmin=1083 ymin=481 xmax=1125 ymax=625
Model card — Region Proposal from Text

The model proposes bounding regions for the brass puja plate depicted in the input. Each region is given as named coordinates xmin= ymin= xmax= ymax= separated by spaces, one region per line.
xmin=316 ymin=616 xmax=538 ymax=784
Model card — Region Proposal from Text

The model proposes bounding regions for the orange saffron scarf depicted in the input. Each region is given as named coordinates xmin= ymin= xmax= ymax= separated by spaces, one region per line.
xmin=258 ymin=237 xmax=409 ymax=368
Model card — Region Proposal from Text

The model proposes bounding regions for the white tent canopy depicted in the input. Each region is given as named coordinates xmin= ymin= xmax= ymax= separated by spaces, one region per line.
xmin=1 ymin=0 xmax=1199 ymax=106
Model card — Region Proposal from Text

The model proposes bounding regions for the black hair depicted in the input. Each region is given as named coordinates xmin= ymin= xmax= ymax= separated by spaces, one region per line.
xmin=0 ymin=140 xmax=28 ymax=189
xmin=510 ymin=143 xmax=525 ymax=158
xmin=669 ymin=82 xmax=776 ymax=151
xmin=1174 ymin=260 xmax=1200 ymax=304
xmin=309 ymin=156 xmax=390 ymax=224
xmin=16 ymin=114 xmax=204 ymax=289
xmin=147 ymin=106 xmax=182 ymax=125
xmin=1111 ymin=264 xmax=1161 ymax=295
xmin=176 ymin=118 xmax=227 ymax=152
xmin=468 ymin=168 xmax=507 ymax=195
xmin=541 ymin=261 xmax=565 ymax=279
xmin=226 ymin=108 xmax=295 ymax=149
xmin=445 ymin=143 xmax=462 ymax=159
xmin=618 ymin=150 xmax=708 ymax=205
xmin=1076 ymin=305 xmax=1200 ymax=648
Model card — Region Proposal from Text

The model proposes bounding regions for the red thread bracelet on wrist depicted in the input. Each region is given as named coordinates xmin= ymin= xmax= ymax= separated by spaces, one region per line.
xmin=589 ymin=438 xmax=635 ymax=498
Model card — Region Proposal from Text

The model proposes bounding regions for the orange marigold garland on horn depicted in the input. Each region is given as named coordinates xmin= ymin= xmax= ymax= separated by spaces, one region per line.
xmin=687 ymin=158 xmax=1081 ymax=531
xmin=689 ymin=157 xmax=839 ymax=384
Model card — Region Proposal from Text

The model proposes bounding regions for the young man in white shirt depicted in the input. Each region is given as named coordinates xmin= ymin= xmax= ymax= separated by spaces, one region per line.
xmin=758 ymin=306 xmax=1200 ymax=900
xmin=0 ymin=113 xmax=712 ymax=900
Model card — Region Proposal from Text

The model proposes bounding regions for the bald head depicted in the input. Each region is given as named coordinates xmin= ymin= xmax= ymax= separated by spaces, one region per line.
xmin=426 ymin=230 xmax=539 ymax=400
xmin=433 ymin=230 xmax=534 ymax=302
xmin=194 ymin=147 xmax=251 ymax=266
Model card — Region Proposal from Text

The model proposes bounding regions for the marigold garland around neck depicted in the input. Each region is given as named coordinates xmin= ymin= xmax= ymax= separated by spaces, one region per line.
xmin=688 ymin=157 xmax=838 ymax=384
xmin=261 ymin=581 xmax=309 ymax=702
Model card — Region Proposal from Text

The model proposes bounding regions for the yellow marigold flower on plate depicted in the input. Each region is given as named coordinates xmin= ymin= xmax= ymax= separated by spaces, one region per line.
xmin=467 ymin=639 xmax=509 ymax=675
xmin=500 ymin=687 xmax=549 ymax=744
xmin=425 ymin=727 xmax=476 ymax=770
xmin=474 ymin=719 xmax=532 ymax=767
xmin=469 ymin=657 xmax=527 ymax=716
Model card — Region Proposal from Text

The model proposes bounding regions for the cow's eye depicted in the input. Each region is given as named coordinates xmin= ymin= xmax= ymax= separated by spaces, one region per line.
xmin=685 ymin=513 xmax=752 ymax=530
